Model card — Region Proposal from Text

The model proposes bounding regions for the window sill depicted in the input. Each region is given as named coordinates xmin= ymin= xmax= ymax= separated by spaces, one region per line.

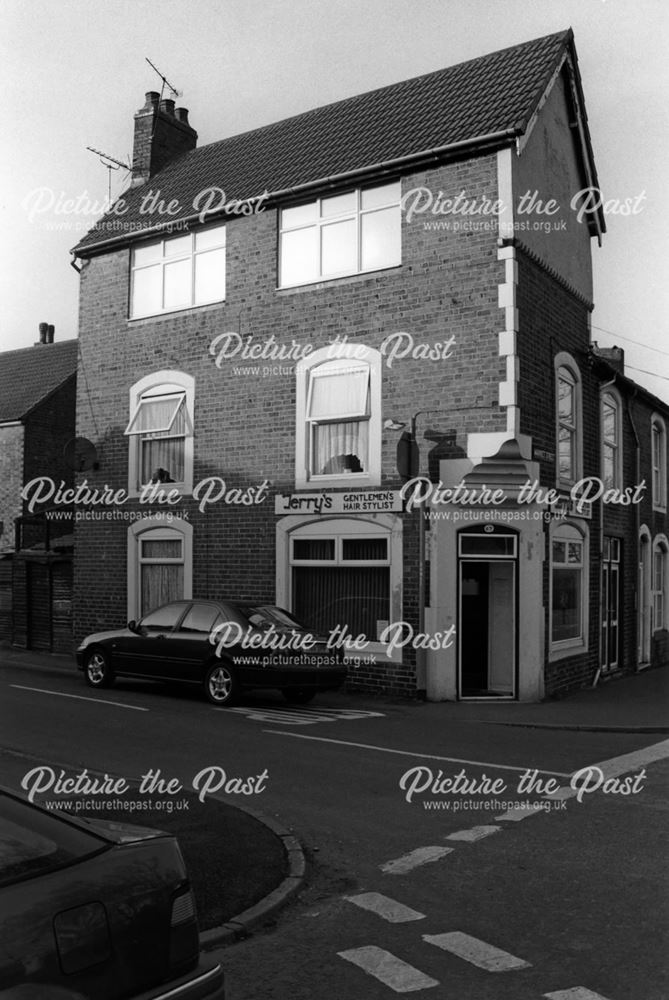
xmin=345 ymin=642 xmax=401 ymax=665
xmin=127 ymin=300 xmax=225 ymax=325
xmin=128 ymin=484 xmax=192 ymax=502
xmin=277 ymin=263 xmax=401 ymax=295
xmin=295 ymin=474 xmax=380 ymax=491
xmin=549 ymin=640 xmax=588 ymax=662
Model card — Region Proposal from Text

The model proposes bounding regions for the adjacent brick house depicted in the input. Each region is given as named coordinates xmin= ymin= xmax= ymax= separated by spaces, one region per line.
xmin=0 ymin=331 xmax=78 ymax=651
xmin=69 ymin=29 xmax=668 ymax=700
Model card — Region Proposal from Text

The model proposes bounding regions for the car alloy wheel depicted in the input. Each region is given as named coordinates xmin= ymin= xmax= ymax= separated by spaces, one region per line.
xmin=204 ymin=663 xmax=237 ymax=705
xmin=85 ymin=649 xmax=115 ymax=689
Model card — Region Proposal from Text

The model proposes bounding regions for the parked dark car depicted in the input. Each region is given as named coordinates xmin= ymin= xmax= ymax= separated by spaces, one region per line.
xmin=76 ymin=601 xmax=347 ymax=705
xmin=0 ymin=788 xmax=224 ymax=999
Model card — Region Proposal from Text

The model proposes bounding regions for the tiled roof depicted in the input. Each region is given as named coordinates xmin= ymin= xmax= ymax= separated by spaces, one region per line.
xmin=0 ymin=340 xmax=78 ymax=422
xmin=74 ymin=29 xmax=583 ymax=254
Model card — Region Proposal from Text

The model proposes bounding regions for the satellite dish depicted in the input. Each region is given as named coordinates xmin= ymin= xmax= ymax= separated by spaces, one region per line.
xmin=63 ymin=437 xmax=99 ymax=471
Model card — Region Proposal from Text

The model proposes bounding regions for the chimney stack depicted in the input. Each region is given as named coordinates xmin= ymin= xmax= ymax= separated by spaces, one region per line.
xmin=131 ymin=91 xmax=197 ymax=187
xmin=593 ymin=344 xmax=625 ymax=375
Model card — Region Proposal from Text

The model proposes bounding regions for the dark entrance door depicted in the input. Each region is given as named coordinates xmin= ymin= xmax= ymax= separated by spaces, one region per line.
xmin=458 ymin=527 xmax=517 ymax=699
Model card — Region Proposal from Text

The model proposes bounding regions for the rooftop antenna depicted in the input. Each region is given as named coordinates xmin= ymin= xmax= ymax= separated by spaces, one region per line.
xmin=86 ymin=146 xmax=131 ymax=202
xmin=145 ymin=57 xmax=182 ymax=98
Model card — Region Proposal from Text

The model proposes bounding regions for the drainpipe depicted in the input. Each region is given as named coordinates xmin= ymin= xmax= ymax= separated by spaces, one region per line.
xmin=593 ymin=373 xmax=617 ymax=688
xmin=626 ymin=389 xmax=642 ymax=669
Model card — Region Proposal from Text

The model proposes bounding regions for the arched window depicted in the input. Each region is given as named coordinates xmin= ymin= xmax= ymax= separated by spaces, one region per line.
xmin=550 ymin=520 xmax=589 ymax=655
xmin=601 ymin=389 xmax=623 ymax=490
xmin=554 ymin=354 xmax=582 ymax=488
xmin=127 ymin=516 xmax=193 ymax=619
xmin=125 ymin=371 xmax=194 ymax=494
xmin=296 ymin=345 xmax=381 ymax=487
xmin=651 ymin=414 xmax=667 ymax=511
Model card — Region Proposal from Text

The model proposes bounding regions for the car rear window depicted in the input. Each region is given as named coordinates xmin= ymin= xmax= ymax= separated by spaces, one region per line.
xmin=0 ymin=794 xmax=110 ymax=887
xmin=242 ymin=606 xmax=308 ymax=631
xmin=140 ymin=602 xmax=189 ymax=631
xmin=179 ymin=603 xmax=220 ymax=633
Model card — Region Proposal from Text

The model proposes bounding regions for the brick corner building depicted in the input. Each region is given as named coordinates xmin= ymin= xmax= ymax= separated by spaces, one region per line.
xmin=70 ymin=29 xmax=668 ymax=701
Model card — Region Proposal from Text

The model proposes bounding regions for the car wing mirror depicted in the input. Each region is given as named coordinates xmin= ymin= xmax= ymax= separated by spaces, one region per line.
xmin=127 ymin=619 xmax=138 ymax=633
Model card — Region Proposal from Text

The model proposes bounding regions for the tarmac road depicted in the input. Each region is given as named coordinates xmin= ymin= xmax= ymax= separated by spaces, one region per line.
xmin=1 ymin=654 xmax=667 ymax=1000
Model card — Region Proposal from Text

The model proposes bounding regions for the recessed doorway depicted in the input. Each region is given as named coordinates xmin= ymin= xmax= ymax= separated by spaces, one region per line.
xmin=458 ymin=528 xmax=517 ymax=699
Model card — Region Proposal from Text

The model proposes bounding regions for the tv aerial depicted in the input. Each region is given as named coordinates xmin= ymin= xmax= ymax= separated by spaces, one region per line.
xmin=145 ymin=58 xmax=182 ymax=99
xmin=86 ymin=146 xmax=131 ymax=202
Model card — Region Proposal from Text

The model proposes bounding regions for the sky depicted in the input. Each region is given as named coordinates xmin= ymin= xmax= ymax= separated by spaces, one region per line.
xmin=1 ymin=0 xmax=667 ymax=401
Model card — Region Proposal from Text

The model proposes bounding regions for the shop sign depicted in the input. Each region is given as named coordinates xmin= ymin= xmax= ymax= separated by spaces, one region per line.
xmin=275 ymin=490 xmax=403 ymax=515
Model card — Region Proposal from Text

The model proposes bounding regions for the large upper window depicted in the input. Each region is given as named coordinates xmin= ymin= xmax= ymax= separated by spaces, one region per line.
xmin=296 ymin=347 xmax=382 ymax=487
xmin=651 ymin=415 xmax=667 ymax=511
xmin=601 ymin=390 xmax=622 ymax=490
xmin=130 ymin=225 xmax=226 ymax=318
xmin=550 ymin=522 xmax=588 ymax=654
xmin=555 ymin=355 xmax=582 ymax=488
xmin=279 ymin=182 xmax=401 ymax=287
xmin=125 ymin=371 xmax=194 ymax=494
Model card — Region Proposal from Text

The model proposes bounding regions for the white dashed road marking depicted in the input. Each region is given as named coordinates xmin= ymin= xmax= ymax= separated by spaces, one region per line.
xmin=544 ymin=990 xmax=614 ymax=1000
xmin=345 ymin=893 xmax=425 ymax=922
xmin=423 ymin=931 xmax=531 ymax=972
xmin=9 ymin=685 xmax=149 ymax=711
xmin=338 ymin=946 xmax=438 ymax=992
xmin=446 ymin=825 xmax=501 ymax=842
xmin=381 ymin=846 xmax=454 ymax=874
xmin=496 ymin=804 xmax=547 ymax=821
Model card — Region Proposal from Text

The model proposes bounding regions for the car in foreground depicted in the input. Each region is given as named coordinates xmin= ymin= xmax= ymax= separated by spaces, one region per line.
xmin=0 ymin=788 xmax=224 ymax=999
xmin=76 ymin=600 xmax=347 ymax=706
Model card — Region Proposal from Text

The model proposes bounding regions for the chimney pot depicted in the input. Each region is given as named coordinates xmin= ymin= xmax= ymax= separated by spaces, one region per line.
xmin=175 ymin=107 xmax=190 ymax=124
xmin=142 ymin=91 xmax=160 ymax=112
xmin=46 ymin=324 xmax=55 ymax=344
xmin=159 ymin=98 xmax=175 ymax=116
xmin=38 ymin=322 xmax=48 ymax=344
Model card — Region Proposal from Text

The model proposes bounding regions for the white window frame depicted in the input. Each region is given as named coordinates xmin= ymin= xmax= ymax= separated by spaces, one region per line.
xmin=276 ymin=514 xmax=403 ymax=663
xmin=652 ymin=534 xmax=668 ymax=632
xmin=295 ymin=344 xmax=382 ymax=488
xmin=127 ymin=516 xmax=193 ymax=620
xmin=279 ymin=182 xmax=401 ymax=288
xmin=549 ymin=520 xmax=589 ymax=660
xmin=601 ymin=388 xmax=623 ymax=490
xmin=555 ymin=353 xmax=582 ymax=489
xmin=126 ymin=370 xmax=194 ymax=497
xmin=651 ymin=414 xmax=667 ymax=512
xmin=130 ymin=224 xmax=226 ymax=319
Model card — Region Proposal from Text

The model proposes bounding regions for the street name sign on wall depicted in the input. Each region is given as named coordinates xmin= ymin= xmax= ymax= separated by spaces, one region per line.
xmin=275 ymin=491 xmax=403 ymax=515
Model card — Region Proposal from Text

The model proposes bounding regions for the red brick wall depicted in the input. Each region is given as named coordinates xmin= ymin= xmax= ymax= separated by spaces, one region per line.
xmin=74 ymin=156 xmax=507 ymax=693
xmin=24 ymin=374 xmax=77 ymax=506
xmin=515 ymin=248 xmax=601 ymax=695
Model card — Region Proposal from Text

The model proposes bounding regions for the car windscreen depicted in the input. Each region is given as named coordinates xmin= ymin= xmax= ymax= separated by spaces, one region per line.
xmin=0 ymin=794 xmax=110 ymax=887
